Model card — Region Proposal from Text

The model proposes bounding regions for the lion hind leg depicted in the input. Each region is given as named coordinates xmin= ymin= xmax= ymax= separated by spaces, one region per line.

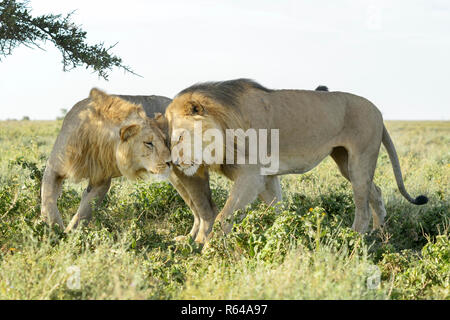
xmin=347 ymin=149 xmax=380 ymax=233
xmin=41 ymin=167 xmax=65 ymax=228
xmin=332 ymin=147 xmax=386 ymax=230
xmin=332 ymin=147 xmax=382 ymax=233
xmin=64 ymin=178 xmax=111 ymax=232
xmin=369 ymin=183 xmax=387 ymax=229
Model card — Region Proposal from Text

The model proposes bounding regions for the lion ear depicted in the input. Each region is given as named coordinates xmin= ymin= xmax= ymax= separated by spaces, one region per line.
xmin=120 ymin=124 xmax=141 ymax=141
xmin=89 ymin=88 xmax=115 ymax=113
xmin=189 ymin=102 xmax=204 ymax=116
xmin=89 ymin=88 xmax=109 ymax=103
xmin=154 ymin=113 xmax=168 ymax=134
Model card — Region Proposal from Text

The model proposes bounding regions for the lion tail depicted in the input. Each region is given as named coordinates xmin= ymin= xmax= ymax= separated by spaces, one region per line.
xmin=382 ymin=125 xmax=428 ymax=205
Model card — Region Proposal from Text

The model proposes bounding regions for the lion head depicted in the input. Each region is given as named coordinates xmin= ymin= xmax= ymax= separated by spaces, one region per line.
xmin=165 ymin=79 xmax=260 ymax=176
xmin=65 ymin=89 xmax=171 ymax=183
xmin=115 ymin=115 xmax=171 ymax=181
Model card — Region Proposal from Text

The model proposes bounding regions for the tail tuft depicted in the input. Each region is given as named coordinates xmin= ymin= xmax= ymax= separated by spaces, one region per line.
xmin=414 ymin=195 xmax=428 ymax=205
xmin=315 ymin=85 xmax=329 ymax=91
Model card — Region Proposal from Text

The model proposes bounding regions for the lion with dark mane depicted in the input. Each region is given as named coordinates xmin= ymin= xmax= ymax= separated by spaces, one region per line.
xmin=166 ymin=78 xmax=428 ymax=245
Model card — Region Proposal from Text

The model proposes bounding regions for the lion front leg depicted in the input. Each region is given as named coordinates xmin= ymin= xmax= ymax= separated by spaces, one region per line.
xmin=169 ymin=167 xmax=218 ymax=244
xmin=40 ymin=167 xmax=65 ymax=229
xmin=169 ymin=170 xmax=200 ymax=241
xmin=191 ymin=190 xmax=218 ymax=244
xmin=258 ymin=176 xmax=282 ymax=206
xmin=64 ymin=178 xmax=111 ymax=232
xmin=204 ymin=172 xmax=265 ymax=248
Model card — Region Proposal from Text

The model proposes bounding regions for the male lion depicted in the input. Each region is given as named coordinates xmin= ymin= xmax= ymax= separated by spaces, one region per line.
xmin=41 ymin=89 xmax=217 ymax=234
xmin=166 ymin=79 xmax=428 ymax=244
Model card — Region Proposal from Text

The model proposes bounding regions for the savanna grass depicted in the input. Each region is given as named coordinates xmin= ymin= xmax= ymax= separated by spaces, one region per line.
xmin=0 ymin=120 xmax=448 ymax=299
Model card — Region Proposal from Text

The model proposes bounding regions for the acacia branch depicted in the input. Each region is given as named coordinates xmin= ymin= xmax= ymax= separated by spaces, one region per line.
xmin=0 ymin=0 xmax=139 ymax=80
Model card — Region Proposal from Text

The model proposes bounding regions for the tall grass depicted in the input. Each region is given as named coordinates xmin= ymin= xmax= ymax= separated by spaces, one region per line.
xmin=0 ymin=120 xmax=448 ymax=299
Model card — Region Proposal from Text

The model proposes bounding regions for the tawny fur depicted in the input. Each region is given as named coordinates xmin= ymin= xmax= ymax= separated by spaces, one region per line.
xmin=166 ymin=79 xmax=428 ymax=246
xmin=41 ymin=88 xmax=174 ymax=232
xmin=63 ymin=89 xmax=148 ymax=184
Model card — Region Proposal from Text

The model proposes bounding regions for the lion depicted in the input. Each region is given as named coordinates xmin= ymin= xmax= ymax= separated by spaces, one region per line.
xmin=166 ymin=84 xmax=327 ymax=244
xmin=166 ymin=78 xmax=428 ymax=244
xmin=41 ymin=88 xmax=217 ymax=235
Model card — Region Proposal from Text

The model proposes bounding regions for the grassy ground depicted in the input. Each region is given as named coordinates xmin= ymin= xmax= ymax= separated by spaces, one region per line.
xmin=0 ymin=120 xmax=448 ymax=300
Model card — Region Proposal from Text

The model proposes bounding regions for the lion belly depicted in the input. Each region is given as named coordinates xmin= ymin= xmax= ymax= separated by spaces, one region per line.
xmin=275 ymin=148 xmax=333 ymax=175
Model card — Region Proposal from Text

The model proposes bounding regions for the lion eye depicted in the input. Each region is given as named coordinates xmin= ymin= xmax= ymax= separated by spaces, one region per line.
xmin=144 ymin=141 xmax=154 ymax=148
xmin=191 ymin=104 xmax=199 ymax=114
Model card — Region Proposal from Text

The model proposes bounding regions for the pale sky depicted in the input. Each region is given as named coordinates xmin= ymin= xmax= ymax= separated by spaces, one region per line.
xmin=0 ymin=0 xmax=449 ymax=120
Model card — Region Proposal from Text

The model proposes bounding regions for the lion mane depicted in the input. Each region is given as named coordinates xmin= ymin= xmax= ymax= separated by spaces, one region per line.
xmin=41 ymin=88 xmax=174 ymax=232
xmin=63 ymin=88 xmax=148 ymax=184
xmin=174 ymin=79 xmax=270 ymax=131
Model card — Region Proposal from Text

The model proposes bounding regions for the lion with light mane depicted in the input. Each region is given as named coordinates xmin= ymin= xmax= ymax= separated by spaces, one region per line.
xmin=41 ymin=88 xmax=173 ymax=232
xmin=166 ymin=79 xmax=428 ymax=244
